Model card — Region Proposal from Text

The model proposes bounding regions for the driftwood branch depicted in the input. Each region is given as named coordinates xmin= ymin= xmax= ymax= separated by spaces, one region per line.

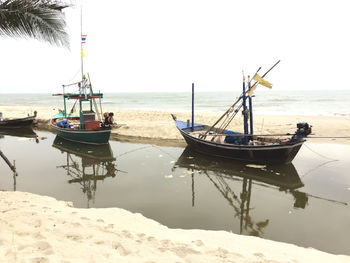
xmin=0 ymin=150 xmax=17 ymax=176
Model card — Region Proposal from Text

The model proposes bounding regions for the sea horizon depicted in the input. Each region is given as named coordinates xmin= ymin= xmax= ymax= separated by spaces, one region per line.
xmin=1 ymin=90 xmax=349 ymax=117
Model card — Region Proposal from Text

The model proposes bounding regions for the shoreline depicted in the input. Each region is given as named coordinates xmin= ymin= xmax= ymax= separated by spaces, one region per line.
xmin=1 ymin=191 xmax=349 ymax=262
xmin=2 ymin=106 xmax=349 ymax=145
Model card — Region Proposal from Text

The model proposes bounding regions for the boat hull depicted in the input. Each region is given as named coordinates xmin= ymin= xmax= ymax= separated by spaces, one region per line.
xmin=176 ymin=121 xmax=304 ymax=164
xmin=0 ymin=116 xmax=36 ymax=128
xmin=51 ymin=121 xmax=111 ymax=145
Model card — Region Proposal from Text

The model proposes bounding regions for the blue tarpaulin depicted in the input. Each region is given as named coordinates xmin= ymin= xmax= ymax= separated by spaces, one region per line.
xmin=224 ymin=130 xmax=242 ymax=144
xmin=176 ymin=121 xmax=204 ymax=130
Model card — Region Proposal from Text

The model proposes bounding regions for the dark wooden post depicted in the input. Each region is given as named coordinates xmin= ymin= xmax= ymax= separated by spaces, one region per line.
xmin=191 ymin=83 xmax=194 ymax=132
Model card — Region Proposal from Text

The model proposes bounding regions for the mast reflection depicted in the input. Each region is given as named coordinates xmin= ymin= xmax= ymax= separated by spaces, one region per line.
xmin=174 ymin=147 xmax=308 ymax=237
xmin=52 ymin=136 xmax=118 ymax=207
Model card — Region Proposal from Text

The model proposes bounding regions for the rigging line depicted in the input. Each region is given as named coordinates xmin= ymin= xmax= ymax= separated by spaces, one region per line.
xmin=299 ymin=159 xmax=338 ymax=179
xmin=303 ymin=143 xmax=339 ymax=161
xmin=116 ymin=145 xmax=154 ymax=158
xmin=66 ymin=68 xmax=81 ymax=84
xmin=204 ymin=61 xmax=280 ymax=136
xmin=218 ymin=170 xmax=347 ymax=206
xmin=222 ymin=103 xmax=243 ymax=131
xmin=218 ymin=103 xmax=241 ymax=131
xmin=117 ymin=144 xmax=177 ymax=160
xmin=151 ymin=145 xmax=178 ymax=160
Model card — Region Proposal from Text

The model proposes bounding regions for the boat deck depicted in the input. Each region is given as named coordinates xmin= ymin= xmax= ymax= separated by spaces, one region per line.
xmin=52 ymin=118 xmax=84 ymax=130
xmin=188 ymin=131 xmax=290 ymax=146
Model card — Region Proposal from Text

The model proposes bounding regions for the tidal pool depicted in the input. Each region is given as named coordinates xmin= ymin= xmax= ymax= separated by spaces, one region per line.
xmin=0 ymin=130 xmax=349 ymax=255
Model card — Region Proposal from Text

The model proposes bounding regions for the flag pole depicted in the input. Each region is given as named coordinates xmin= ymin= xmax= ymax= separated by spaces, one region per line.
xmin=247 ymin=60 xmax=280 ymax=95
xmin=80 ymin=6 xmax=84 ymax=80
xmin=248 ymin=76 xmax=254 ymax=136
xmin=242 ymin=74 xmax=249 ymax=144
xmin=191 ymin=83 xmax=194 ymax=132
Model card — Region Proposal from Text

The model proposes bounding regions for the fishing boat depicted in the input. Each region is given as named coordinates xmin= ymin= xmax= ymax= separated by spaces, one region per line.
xmin=51 ymin=79 xmax=111 ymax=144
xmin=172 ymin=61 xmax=311 ymax=164
xmin=0 ymin=111 xmax=37 ymax=129
xmin=51 ymin=14 xmax=112 ymax=145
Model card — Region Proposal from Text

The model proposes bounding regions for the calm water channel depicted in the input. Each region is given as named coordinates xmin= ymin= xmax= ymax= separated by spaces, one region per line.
xmin=0 ymin=130 xmax=349 ymax=255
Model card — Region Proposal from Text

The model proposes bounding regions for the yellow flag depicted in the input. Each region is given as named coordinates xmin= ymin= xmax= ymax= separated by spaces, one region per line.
xmin=247 ymin=83 xmax=257 ymax=97
xmin=81 ymin=48 xmax=86 ymax=57
xmin=253 ymin=74 xmax=272 ymax=89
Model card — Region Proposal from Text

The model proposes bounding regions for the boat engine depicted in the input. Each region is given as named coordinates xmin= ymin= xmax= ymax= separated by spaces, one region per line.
xmin=295 ymin=122 xmax=312 ymax=138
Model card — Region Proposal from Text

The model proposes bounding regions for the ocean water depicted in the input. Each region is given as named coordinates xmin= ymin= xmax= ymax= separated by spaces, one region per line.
xmin=0 ymin=90 xmax=349 ymax=116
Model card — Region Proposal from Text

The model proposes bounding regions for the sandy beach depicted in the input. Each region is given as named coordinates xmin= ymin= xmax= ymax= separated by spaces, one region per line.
xmin=2 ymin=105 xmax=350 ymax=145
xmin=0 ymin=191 xmax=349 ymax=263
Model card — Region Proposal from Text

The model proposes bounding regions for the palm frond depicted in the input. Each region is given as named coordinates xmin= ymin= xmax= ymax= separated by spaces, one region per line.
xmin=0 ymin=0 xmax=70 ymax=48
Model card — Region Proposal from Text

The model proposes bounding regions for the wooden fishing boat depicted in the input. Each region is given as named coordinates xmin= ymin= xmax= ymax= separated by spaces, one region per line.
xmin=172 ymin=61 xmax=311 ymax=164
xmin=51 ymin=86 xmax=111 ymax=145
xmin=0 ymin=111 xmax=36 ymax=129
xmin=172 ymin=117 xmax=310 ymax=164
xmin=51 ymin=16 xmax=112 ymax=145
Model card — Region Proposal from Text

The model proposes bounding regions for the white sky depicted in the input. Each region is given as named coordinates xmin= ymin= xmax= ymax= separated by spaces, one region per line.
xmin=1 ymin=0 xmax=350 ymax=93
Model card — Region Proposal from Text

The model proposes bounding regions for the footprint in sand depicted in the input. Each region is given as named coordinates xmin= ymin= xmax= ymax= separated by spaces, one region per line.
xmin=66 ymin=234 xmax=83 ymax=242
xmin=192 ymin=240 xmax=204 ymax=247
xmin=70 ymin=222 xmax=81 ymax=227
xmin=137 ymin=233 xmax=146 ymax=239
xmin=30 ymin=257 xmax=50 ymax=263
xmin=18 ymin=241 xmax=53 ymax=256
xmin=105 ymin=224 xmax=114 ymax=229
xmin=147 ymin=236 xmax=156 ymax=242
xmin=122 ymin=230 xmax=133 ymax=238
xmin=16 ymin=231 xmax=31 ymax=237
xmin=170 ymin=245 xmax=200 ymax=257
xmin=112 ymin=242 xmax=131 ymax=256
xmin=34 ymin=241 xmax=54 ymax=255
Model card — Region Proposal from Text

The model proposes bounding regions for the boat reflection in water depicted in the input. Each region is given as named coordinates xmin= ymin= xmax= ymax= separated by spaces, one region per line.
xmin=0 ymin=127 xmax=38 ymax=143
xmin=173 ymin=147 xmax=308 ymax=237
xmin=52 ymin=136 xmax=118 ymax=206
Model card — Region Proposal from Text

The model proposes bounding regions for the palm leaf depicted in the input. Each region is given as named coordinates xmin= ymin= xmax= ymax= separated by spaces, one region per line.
xmin=0 ymin=0 xmax=70 ymax=47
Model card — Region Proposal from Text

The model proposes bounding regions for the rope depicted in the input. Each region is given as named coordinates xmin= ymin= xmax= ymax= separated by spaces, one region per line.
xmin=303 ymin=143 xmax=339 ymax=161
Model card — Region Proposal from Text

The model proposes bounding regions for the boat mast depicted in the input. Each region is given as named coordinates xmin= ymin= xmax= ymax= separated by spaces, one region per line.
xmin=80 ymin=6 xmax=84 ymax=81
xmin=192 ymin=83 xmax=194 ymax=132
xmin=204 ymin=61 xmax=280 ymax=136
xmin=242 ymin=74 xmax=249 ymax=144
xmin=248 ymin=76 xmax=254 ymax=136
